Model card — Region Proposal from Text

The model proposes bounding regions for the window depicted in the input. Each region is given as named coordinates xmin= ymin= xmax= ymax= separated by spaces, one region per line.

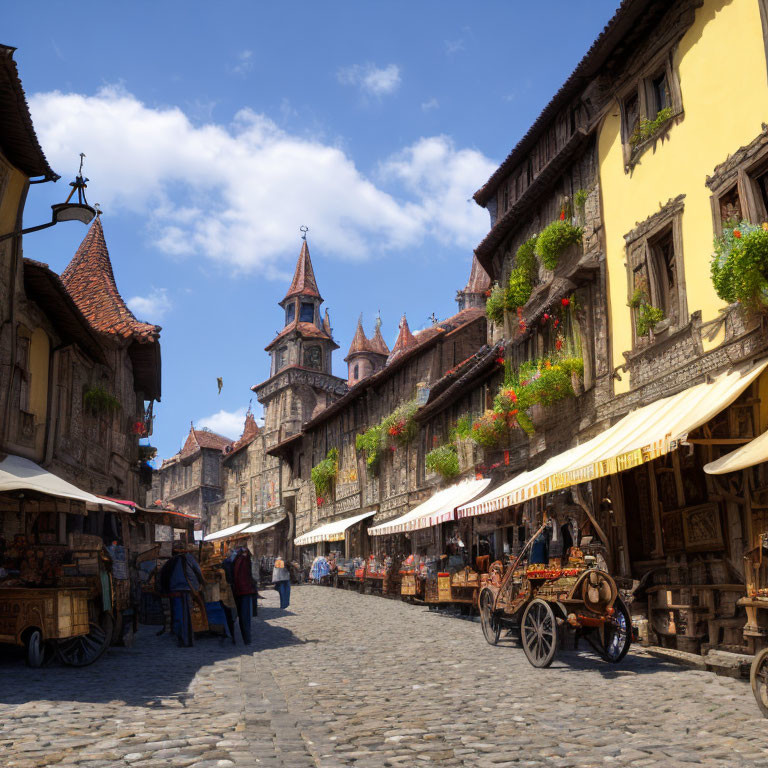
xmin=619 ymin=50 xmax=682 ymax=169
xmin=707 ymin=132 xmax=768 ymax=236
xmin=276 ymin=346 xmax=287 ymax=371
xmin=285 ymin=301 xmax=295 ymax=325
xmin=502 ymin=186 xmax=509 ymax=213
xmin=625 ymin=196 xmax=686 ymax=347
xmin=304 ymin=345 xmax=322 ymax=370
xmin=300 ymin=302 xmax=314 ymax=323
xmin=353 ymin=363 xmax=359 ymax=380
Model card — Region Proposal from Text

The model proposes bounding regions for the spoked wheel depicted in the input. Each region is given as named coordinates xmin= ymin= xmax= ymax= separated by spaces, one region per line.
xmin=479 ymin=589 xmax=501 ymax=646
xmin=521 ymin=598 xmax=559 ymax=668
xmin=24 ymin=629 xmax=47 ymax=668
xmin=56 ymin=612 xmax=113 ymax=667
xmin=751 ymin=647 xmax=768 ymax=718
xmin=600 ymin=598 xmax=632 ymax=663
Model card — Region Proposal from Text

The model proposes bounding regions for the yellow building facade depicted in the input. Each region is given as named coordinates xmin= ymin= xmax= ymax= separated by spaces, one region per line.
xmin=599 ymin=0 xmax=768 ymax=393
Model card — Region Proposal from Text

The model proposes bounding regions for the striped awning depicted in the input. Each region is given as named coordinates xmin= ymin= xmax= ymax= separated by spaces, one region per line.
xmin=294 ymin=510 xmax=375 ymax=546
xmin=369 ymin=478 xmax=491 ymax=536
xmin=458 ymin=359 xmax=768 ymax=519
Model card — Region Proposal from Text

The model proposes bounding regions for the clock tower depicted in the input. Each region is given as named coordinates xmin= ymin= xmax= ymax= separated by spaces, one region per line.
xmin=253 ymin=236 xmax=348 ymax=442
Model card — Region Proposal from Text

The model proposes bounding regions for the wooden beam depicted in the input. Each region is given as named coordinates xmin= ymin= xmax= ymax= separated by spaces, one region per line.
xmin=685 ymin=438 xmax=752 ymax=445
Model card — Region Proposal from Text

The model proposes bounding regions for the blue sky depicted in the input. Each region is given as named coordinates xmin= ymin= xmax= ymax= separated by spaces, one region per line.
xmin=8 ymin=0 xmax=618 ymax=461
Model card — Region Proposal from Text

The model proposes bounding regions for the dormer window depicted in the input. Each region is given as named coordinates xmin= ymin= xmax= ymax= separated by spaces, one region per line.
xmin=285 ymin=302 xmax=295 ymax=325
xmin=300 ymin=302 xmax=314 ymax=323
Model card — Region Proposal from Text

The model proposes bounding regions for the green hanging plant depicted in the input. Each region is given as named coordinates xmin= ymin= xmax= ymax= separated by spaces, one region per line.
xmin=507 ymin=267 xmax=533 ymax=312
xmin=636 ymin=303 xmax=665 ymax=337
xmin=630 ymin=107 xmax=674 ymax=148
xmin=425 ymin=444 xmax=460 ymax=480
xmin=83 ymin=386 xmax=121 ymax=416
xmin=711 ymin=221 xmax=768 ymax=310
xmin=535 ymin=220 xmax=583 ymax=270
xmin=311 ymin=447 xmax=339 ymax=499
xmin=356 ymin=424 xmax=383 ymax=473
xmin=381 ymin=399 xmax=419 ymax=448
xmin=450 ymin=414 xmax=473 ymax=442
xmin=485 ymin=282 xmax=507 ymax=324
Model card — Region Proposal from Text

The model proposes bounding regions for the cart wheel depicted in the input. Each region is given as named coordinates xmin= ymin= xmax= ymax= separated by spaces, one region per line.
xmin=24 ymin=629 xmax=46 ymax=668
xmin=479 ymin=589 xmax=501 ymax=646
xmin=56 ymin=612 xmax=113 ymax=667
xmin=751 ymin=647 xmax=768 ymax=718
xmin=600 ymin=598 xmax=632 ymax=663
xmin=521 ymin=599 xmax=558 ymax=668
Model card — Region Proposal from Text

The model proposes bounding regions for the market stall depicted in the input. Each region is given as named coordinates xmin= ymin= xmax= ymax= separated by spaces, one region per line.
xmin=0 ymin=454 xmax=132 ymax=666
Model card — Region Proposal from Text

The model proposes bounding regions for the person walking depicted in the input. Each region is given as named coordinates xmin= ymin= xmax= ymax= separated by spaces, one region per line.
xmin=232 ymin=547 xmax=257 ymax=645
xmin=272 ymin=555 xmax=291 ymax=609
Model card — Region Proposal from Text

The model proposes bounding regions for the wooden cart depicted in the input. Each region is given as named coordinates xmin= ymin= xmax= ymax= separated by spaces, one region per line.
xmin=0 ymin=587 xmax=91 ymax=667
xmin=742 ymin=535 xmax=768 ymax=716
xmin=478 ymin=526 xmax=632 ymax=667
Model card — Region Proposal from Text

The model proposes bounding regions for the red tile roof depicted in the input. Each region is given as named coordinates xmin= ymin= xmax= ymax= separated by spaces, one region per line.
xmin=369 ymin=322 xmax=390 ymax=356
xmin=181 ymin=425 xmax=233 ymax=457
xmin=464 ymin=255 xmax=491 ymax=294
xmin=387 ymin=315 xmax=418 ymax=364
xmin=223 ymin=411 xmax=261 ymax=459
xmin=61 ymin=217 xmax=160 ymax=344
xmin=265 ymin=319 xmax=336 ymax=351
xmin=283 ymin=240 xmax=321 ymax=301
xmin=346 ymin=315 xmax=390 ymax=361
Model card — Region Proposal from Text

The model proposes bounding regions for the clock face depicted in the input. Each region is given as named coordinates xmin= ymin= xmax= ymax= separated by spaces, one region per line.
xmin=304 ymin=345 xmax=322 ymax=370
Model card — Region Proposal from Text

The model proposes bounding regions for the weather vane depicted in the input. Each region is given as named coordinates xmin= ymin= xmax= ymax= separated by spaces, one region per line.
xmin=300 ymin=225 xmax=309 ymax=241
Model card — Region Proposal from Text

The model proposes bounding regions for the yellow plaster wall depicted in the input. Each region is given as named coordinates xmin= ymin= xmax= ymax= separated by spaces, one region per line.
xmin=598 ymin=0 xmax=768 ymax=394
xmin=0 ymin=163 xmax=27 ymax=234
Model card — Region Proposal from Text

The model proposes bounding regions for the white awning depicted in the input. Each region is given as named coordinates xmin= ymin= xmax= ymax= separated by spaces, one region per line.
xmin=294 ymin=510 xmax=375 ymax=546
xmin=242 ymin=516 xmax=286 ymax=534
xmin=369 ymin=477 xmax=491 ymax=536
xmin=458 ymin=359 xmax=768 ymax=519
xmin=203 ymin=522 xmax=250 ymax=541
xmin=0 ymin=454 xmax=132 ymax=513
xmin=704 ymin=429 xmax=768 ymax=475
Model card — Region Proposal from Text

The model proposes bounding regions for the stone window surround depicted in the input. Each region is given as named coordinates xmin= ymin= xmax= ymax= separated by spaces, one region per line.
xmin=618 ymin=45 xmax=683 ymax=171
xmin=624 ymin=194 xmax=688 ymax=350
xmin=706 ymin=126 xmax=768 ymax=237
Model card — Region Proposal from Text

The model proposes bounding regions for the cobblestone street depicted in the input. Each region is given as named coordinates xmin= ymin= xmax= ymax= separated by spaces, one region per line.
xmin=0 ymin=585 xmax=766 ymax=768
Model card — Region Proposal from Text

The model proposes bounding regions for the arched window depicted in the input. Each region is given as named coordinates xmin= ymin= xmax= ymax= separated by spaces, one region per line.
xmin=353 ymin=364 xmax=359 ymax=379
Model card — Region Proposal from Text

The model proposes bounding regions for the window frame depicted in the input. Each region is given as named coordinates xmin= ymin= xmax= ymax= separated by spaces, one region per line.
xmin=708 ymin=133 xmax=768 ymax=236
xmin=618 ymin=48 xmax=683 ymax=170
xmin=624 ymin=197 xmax=687 ymax=348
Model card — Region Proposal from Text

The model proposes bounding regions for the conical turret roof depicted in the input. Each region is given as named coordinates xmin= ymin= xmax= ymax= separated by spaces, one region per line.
xmin=387 ymin=314 xmax=418 ymax=363
xmin=283 ymin=240 xmax=321 ymax=301
xmin=464 ymin=255 xmax=491 ymax=294
xmin=345 ymin=315 xmax=369 ymax=360
xmin=61 ymin=217 xmax=160 ymax=342
xmin=369 ymin=321 xmax=390 ymax=356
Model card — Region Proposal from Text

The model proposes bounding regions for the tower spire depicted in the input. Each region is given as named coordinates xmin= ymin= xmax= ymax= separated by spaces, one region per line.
xmin=283 ymin=238 xmax=321 ymax=302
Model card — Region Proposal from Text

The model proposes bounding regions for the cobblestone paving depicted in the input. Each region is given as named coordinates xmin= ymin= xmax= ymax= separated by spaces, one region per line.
xmin=0 ymin=585 xmax=766 ymax=768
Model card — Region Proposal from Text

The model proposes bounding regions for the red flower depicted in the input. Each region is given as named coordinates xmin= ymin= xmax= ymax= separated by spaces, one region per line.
xmin=316 ymin=496 xmax=325 ymax=507
xmin=510 ymin=408 xmax=518 ymax=416
xmin=560 ymin=210 xmax=566 ymax=221
xmin=555 ymin=338 xmax=563 ymax=351
xmin=484 ymin=289 xmax=492 ymax=297
xmin=561 ymin=297 xmax=570 ymax=307
xmin=496 ymin=357 xmax=505 ymax=365
xmin=734 ymin=229 xmax=742 ymax=238
xmin=554 ymin=318 xmax=559 ymax=328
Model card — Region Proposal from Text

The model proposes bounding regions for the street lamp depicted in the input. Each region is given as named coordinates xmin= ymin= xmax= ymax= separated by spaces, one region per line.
xmin=0 ymin=154 xmax=96 ymax=242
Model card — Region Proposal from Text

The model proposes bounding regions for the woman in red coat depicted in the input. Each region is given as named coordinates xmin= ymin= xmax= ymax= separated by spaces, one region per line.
xmin=232 ymin=548 xmax=257 ymax=644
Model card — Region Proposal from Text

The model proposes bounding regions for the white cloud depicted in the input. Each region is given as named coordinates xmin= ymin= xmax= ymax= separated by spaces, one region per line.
xmin=198 ymin=407 xmax=247 ymax=439
xmin=379 ymin=136 xmax=497 ymax=250
xmin=128 ymin=287 xmax=172 ymax=322
xmin=421 ymin=98 xmax=439 ymax=112
xmin=338 ymin=63 xmax=401 ymax=97
xmin=445 ymin=39 xmax=465 ymax=55
xmin=232 ymin=50 xmax=254 ymax=76
xmin=29 ymin=86 xmax=494 ymax=275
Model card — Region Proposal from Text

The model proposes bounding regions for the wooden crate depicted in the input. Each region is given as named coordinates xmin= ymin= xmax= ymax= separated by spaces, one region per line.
xmin=437 ymin=574 xmax=452 ymax=602
xmin=57 ymin=590 xmax=90 ymax=638
xmin=401 ymin=573 xmax=417 ymax=596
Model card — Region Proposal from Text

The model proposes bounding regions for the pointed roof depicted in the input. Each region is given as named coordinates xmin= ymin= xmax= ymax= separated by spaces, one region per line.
xmin=61 ymin=217 xmax=160 ymax=343
xmin=283 ymin=240 xmax=321 ymax=302
xmin=369 ymin=320 xmax=390 ymax=357
xmin=387 ymin=314 xmax=418 ymax=364
xmin=223 ymin=410 xmax=261 ymax=459
xmin=464 ymin=255 xmax=491 ymax=295
xmin=322 ymin=308 xmax=332 ymax=337
xmin=345 ymin=316 xmax=369 ymax=360
xmin=180 ymin=424 xmax=232 ymax=458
